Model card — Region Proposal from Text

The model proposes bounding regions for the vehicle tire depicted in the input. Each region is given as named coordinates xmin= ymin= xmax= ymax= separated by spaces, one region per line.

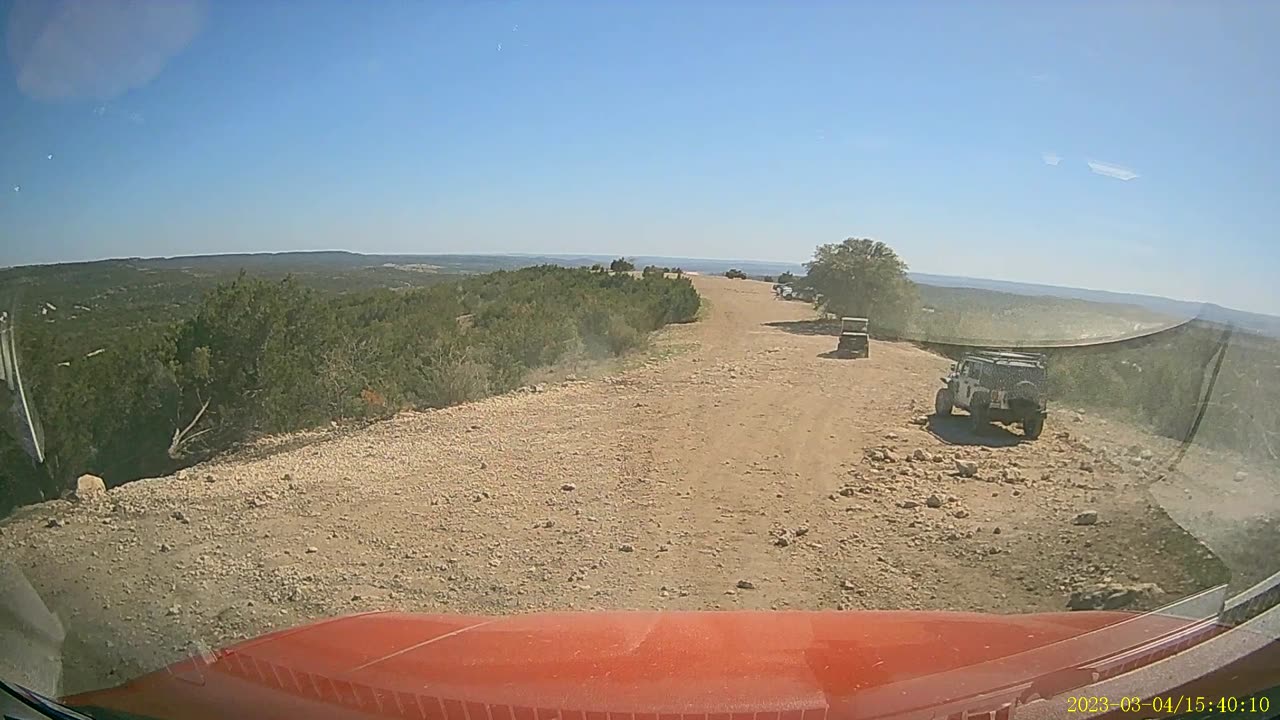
xmin=1023 ymin=415 xmax=1044 ymax=440
xmin=934 ymin=388 xmax=954 ymax=416
xmin=970 ymin=402 xmax=988 ymax=433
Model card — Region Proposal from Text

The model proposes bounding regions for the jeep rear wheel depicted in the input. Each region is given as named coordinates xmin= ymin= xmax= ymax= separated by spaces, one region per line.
xmin=934 ymin=388 xmax=954 ymax=416
xmin=970 ymin=402 xmax=989 ymax=433
xmin=1023 ymin=415 xmax=1044 ymax=440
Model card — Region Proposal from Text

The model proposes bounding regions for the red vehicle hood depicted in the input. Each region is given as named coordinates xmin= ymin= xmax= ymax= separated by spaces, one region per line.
xmin=65 ymin=609 xmax=1208 ymax=720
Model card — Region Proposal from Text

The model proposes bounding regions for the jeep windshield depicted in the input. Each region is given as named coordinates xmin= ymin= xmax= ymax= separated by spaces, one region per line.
xmin=3 ymin=2 xmax=1279 ymax=719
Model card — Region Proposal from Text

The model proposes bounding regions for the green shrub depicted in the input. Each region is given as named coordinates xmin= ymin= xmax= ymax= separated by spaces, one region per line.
xmin=416 ymin=342 xmax=493 ymax=408
xmin=604 ymin=316 xmax=644 ymax=355
xmin=0 ymin=266 xmax=701 ymax=514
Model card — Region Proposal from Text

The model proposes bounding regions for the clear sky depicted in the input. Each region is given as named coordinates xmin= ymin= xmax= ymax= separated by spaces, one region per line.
xmin=2 ymin=1 xmax=1277 ymax=313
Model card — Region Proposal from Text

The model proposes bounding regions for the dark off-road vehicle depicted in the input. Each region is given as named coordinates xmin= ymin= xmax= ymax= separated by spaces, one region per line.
xmin=935 ymin=350 xmax=1048 ymax=439
xmin=835 ymin=317 xmax=869 ymax=359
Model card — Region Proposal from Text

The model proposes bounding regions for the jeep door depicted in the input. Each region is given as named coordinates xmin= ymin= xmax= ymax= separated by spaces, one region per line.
xmin=955 ymin=361 xmax=973 ymax=407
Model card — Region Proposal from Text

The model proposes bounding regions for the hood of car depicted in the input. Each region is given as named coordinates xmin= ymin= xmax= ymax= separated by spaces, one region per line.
xmin=65 ymin=609 xmax=1206 ymax=720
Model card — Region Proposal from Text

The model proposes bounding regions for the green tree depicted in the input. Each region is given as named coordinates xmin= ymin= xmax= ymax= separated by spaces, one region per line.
xmin=169 ymin=274 xmax=335 ymax=456
xmin=802 ymin=238 xmax=917 ymax=332
xmin=609 ymin=257 xmax=636 ymax=273
xmin=777 ymin=271 xmax=796 ymax=285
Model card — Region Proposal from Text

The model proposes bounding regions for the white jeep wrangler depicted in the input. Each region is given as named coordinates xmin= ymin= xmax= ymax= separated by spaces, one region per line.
xmin=935 ymin=350 xmax=1048 ymax=439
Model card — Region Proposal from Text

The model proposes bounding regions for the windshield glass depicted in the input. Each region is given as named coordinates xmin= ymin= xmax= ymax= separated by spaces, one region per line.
xmin=2 ymin=1 xmax=1278 ymax=717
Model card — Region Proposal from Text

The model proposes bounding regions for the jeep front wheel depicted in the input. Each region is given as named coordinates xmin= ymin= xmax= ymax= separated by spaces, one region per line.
xmin=934 ymin=388 xmax=954 ymax=416
xmin=1023 ymin=415 xmax=1044 ymax=440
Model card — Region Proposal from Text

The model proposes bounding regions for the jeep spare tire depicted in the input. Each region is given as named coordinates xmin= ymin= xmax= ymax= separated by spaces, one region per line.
xmin=1013 ymin=380 xmax=1040 ymax=400
xmin=935 ymin=388 xmax=954 ymax=416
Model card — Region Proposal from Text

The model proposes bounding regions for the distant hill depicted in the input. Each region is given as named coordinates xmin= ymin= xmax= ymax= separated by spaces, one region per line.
xmin=907 ymin=284 xmax=1180 ymax=347
xmin=529 ymin=254 xmax=806 ymax=276
xmin=135 ymin=251 xmax=576 ymax=274
xmin=908 ymin=273 xmax=1280 ymax=338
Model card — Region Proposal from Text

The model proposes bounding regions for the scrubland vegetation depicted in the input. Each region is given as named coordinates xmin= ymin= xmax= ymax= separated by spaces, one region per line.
xmin=1 ymin=265 xmax=699 ymax=513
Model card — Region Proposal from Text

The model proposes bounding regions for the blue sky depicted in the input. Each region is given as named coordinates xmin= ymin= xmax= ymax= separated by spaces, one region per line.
xmin=2 ymin=1 xmax=1277 ymax=313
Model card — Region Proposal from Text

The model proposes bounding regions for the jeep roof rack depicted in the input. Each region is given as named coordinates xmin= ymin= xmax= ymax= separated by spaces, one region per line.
xmin=970 ymin=350 xmax=1047 ymax=366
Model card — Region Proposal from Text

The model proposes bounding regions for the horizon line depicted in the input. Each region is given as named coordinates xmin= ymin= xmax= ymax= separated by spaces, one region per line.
xmin=0 ymin=249 xmax=1268 ymax=321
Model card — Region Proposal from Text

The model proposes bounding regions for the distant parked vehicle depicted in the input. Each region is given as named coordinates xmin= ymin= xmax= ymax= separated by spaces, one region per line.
xmin=835 ymin=317 xmax=869 ymax=359
xmin=790 ymin=287 xmax=818 ymax=303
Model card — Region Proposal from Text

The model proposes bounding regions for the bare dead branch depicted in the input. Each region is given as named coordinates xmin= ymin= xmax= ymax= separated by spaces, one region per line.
xmin=168 ymin=396 xmax=211 ymax=459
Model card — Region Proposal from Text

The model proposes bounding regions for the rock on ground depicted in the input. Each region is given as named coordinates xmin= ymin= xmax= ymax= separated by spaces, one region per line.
xmin=72 ymin=474 xmax=107 ymax=502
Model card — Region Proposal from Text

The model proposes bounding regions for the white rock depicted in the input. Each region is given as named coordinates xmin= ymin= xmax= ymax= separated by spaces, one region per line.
xmin=1067 ymin=582 xmax=1162 ymax=611
xmin=72 ymin=474 xmax=107 ymax=501
xmin=1073 ymin=510 xmax=1099 ymax=526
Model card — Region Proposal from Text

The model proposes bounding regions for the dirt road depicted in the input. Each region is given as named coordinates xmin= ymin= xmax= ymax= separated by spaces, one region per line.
xmin=0 ymin=276 xmax=1260 ymax=694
